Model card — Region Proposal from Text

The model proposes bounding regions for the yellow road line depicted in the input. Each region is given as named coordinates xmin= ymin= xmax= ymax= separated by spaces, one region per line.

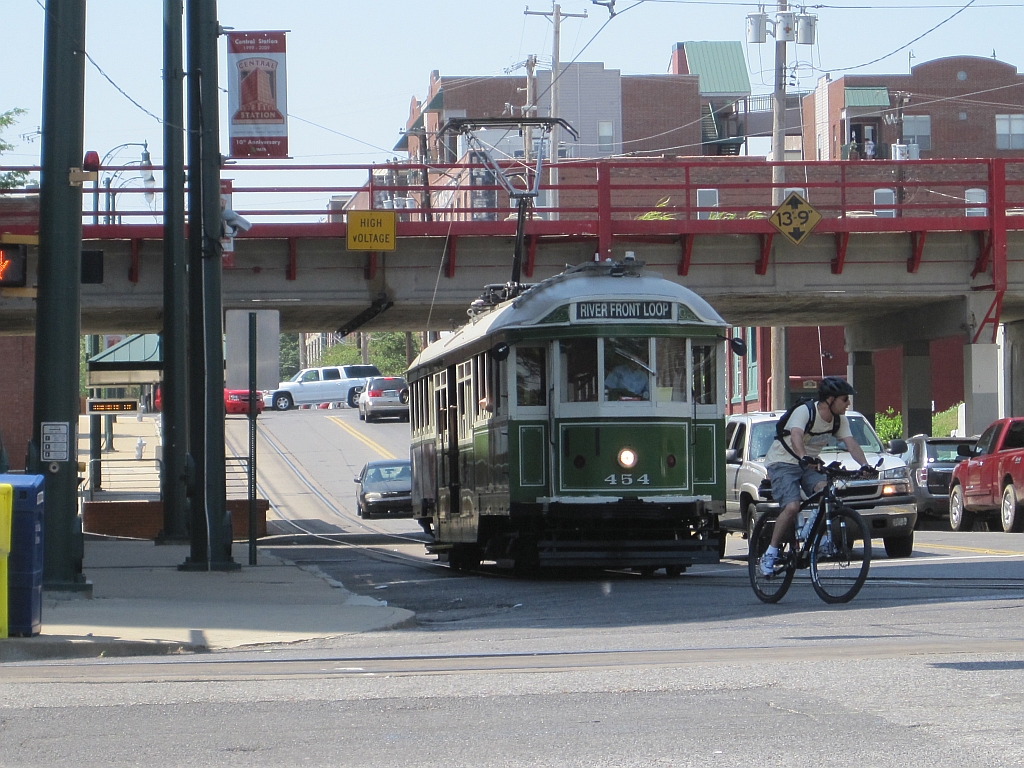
xmin=328 ymin=416 xmax=396 ymax=459
xmin=920 ymin=542 xmax=1024 ymax=557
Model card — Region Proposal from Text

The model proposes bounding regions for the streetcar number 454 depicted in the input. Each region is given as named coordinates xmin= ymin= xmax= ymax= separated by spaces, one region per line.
xmin=604 ymin=474 xmax=650 ymax=485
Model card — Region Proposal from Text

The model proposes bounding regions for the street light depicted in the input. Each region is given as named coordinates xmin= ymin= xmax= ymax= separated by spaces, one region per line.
xmin=87 ymin=142 xmax=155 ymax=224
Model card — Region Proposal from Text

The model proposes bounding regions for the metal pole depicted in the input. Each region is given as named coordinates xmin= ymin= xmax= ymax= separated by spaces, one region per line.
xmin=160 ymin=0 xmax=189 ymax=542
xmin=770 ymin=0 xmax=788 ymax=410
xmin=33 ymin=0 xmax=90 ymax=593
xmin=88 ymin=336 xmax=101 ymax=492
xmin=197 ymin=0 xmax=235 ymax=570
xmin=248 ymin=312 xmax=257 ymax=566
xmin=183 ymin=0 xmax=209 ymax=568
xmin=549 ymin=4 xmax=561 ymax=219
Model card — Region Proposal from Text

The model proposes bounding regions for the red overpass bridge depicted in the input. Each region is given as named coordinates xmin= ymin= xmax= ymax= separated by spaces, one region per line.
xmin=1 ymin=156 xmax=1023 ymax=344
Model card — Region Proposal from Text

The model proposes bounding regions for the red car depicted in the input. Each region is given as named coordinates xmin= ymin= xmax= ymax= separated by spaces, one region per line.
xmin=154 ymin=385 xmax=265 ymax=415
xmin=224 ymin=388 xmax=265 ymax=415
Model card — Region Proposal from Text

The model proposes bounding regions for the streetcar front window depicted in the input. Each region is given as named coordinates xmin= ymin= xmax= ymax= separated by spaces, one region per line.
xmin=692 ymin=343 xmax=718 ymax=404
xmin=516 ymin=346 xmax=547 ymax=406
xmin=604 ymin=338 xmax=651 ymax=402
xmin=655 ymin=337 xmax=688 ymax=402
xmin=559 ymin=338 xmax=598 ymax=402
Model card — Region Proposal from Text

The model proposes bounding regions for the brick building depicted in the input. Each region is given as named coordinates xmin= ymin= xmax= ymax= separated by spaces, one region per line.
xmin=801 ymin=56 xmax=1024 ymax=161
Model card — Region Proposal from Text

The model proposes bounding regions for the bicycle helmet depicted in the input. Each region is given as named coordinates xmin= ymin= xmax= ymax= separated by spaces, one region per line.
xmin=818 ymin=376 xmax=856 ymax=400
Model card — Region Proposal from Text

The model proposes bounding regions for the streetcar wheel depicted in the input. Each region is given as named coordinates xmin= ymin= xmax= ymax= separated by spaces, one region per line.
xmin=1001 ymin=485 xmax=1024 ymax=532
xmin=274 ymin=393 xmax=293 ymax=411
xmin=810 ymin=506 xmax=872 ymax=604
xmin=883 ymin=532 xmax=914 ymax=558
xmin=748 ymin=513 xmax=796 ymax=604
xmin=949 ymin=485 xmax=975 ymax=532
xmin=665 ymin=565 xmax=686 ymax=578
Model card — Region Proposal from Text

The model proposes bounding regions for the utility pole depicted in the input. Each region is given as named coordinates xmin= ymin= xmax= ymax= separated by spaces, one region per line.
xmin=159 ymin=0 xmax=189 ymax=543
xmin=525 ymin=3 xmax=586 ymax=218
xmin=771 ymin=0 xmax=788 ymax=207
xmin=33 ymin=0 xmax=90 ymax=593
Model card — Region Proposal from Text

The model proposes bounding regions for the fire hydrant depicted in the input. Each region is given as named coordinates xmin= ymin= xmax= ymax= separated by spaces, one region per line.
xmin=135 ymin=437 xmax=146 ymax=460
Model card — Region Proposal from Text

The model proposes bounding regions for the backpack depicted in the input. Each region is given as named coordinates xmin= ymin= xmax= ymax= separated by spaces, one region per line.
xmin=775 ymin=398 xmax=841 ymax=461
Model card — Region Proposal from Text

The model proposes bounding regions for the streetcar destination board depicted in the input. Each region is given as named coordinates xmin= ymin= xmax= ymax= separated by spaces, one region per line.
xmin=87 ymin=399 xmax=140 ymax=414
xmin=576 ymin=301 xmax=672 ymax=321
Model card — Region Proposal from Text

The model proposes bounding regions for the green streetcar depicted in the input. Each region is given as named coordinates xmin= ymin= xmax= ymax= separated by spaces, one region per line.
xmin=407 ymin=257 xmax=742 ymax=575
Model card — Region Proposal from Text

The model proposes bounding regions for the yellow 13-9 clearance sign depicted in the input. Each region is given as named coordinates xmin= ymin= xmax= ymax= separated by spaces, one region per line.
xmin=347 ymin=211 xmax=396 ymax=252
xmin=769 ymin=192 xmax=822 ymax=246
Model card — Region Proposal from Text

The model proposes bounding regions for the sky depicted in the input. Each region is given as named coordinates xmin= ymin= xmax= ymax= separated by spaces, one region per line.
xmin=3 ymin=0 xmax=1023 ymax=208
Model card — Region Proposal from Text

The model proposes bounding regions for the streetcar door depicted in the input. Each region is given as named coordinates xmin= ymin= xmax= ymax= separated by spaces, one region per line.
xmin=433 ymin=370 xmax=449 ymax=520
xmin=436 ymin=364 xmax=460 ymax=519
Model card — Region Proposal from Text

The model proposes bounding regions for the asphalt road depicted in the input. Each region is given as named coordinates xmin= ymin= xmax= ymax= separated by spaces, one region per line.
xmin=3 ymin=409 xmax=1023 ymax=767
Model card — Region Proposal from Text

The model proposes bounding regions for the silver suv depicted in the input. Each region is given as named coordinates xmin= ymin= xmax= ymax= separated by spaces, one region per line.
xmin=722 ymin=410 xmax=918 ymax=558
xmin=265 ymin=364 xmax=382 ymax=411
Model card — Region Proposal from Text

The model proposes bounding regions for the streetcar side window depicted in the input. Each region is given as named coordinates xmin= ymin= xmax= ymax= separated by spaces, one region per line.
xmin=604 ymin=337 xmax=651 ymax=402
xmin=516 ymin=346 xmax=547 ymax=407
xmin=655 ymin=337 xmax=688 ymax=402
xmin=457 ymin=361 xmax=472 ymax=440
xmin=559 ymin=338 xmax=598 ymax=402
xmin=691 ymin=343 xmax=717 ymax=404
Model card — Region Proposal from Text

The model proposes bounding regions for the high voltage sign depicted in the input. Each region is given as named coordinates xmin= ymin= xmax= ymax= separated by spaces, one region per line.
xmin=769 ymin=192 xmax=822 ymax=246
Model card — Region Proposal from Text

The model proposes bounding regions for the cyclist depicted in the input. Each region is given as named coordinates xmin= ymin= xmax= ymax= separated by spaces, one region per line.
xmin=759 ymin=376 xmax=874 ymax=576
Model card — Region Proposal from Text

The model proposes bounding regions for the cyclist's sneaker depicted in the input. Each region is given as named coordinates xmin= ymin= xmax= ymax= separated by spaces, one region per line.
xmin=759 ymin=551 xmax=776 ymax=576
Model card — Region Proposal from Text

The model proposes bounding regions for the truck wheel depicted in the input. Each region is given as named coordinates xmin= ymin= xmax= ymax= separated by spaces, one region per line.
xmin=1000 ymin=485 xmax=1024 ymax=532
xmin=883 ymin=532 xmax=914 ymax=558
xmin=949 ymin=485 xmax=975 ymax=532
xmin=347 ymin=388 xmax=360 ymax=408
xmin=274 ymin=393 xmax=293 ymax=411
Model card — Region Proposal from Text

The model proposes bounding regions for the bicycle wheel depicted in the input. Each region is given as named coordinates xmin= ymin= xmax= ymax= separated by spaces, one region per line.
xmin=748 ymin=513 xmax=797 ymax=604
xmin=810 ymin=506 xmax=871 ymax=604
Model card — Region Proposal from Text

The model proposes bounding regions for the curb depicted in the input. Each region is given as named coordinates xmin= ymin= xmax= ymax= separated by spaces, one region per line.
xmin=0 ymin=637 xmax=202 ymax=663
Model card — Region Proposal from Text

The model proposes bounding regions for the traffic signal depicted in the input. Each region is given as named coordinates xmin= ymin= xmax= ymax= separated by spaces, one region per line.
xmin=0 ymin=244 xmax=27 ymax=288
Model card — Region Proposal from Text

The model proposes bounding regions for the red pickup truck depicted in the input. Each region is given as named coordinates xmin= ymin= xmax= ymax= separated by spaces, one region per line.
xmin=949 ymin=418 xmax=1024 ymax=532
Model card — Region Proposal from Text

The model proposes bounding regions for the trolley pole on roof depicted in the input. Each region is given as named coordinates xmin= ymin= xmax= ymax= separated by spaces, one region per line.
xmin=32 ymin=0 xmax=90 ymax=594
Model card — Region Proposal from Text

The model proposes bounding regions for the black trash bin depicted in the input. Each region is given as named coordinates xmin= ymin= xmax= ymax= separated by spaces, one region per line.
xmin=2 ymin=474 xmax=45 ymax=637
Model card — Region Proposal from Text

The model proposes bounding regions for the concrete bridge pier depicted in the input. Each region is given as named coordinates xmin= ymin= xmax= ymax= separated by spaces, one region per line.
xmin=846 ymin=292 xmax=1006 ymax=440
xmin=902 ymin=341 xmax=932 ymax=438
xmin=849 ymin=351 xmax=876 ymax=427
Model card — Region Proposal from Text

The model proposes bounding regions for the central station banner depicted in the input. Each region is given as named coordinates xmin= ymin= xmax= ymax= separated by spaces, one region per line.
xmin=227 ymin=31 xmax=289 ymax=158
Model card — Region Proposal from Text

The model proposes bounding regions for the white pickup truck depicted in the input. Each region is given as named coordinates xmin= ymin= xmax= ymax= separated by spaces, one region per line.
xmin=721 ymin=410 xmax=917 ymax=558
xmin=265 ymin=364 xmax=381 ymax=410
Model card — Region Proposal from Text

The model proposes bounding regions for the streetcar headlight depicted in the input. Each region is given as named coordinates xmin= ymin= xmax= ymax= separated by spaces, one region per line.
xmin=618 ymin=448 xmax=638 ymax=469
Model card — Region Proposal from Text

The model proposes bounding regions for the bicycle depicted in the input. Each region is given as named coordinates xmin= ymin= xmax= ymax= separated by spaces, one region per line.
xmin=748 ymin=461 xmax=875 ymax=605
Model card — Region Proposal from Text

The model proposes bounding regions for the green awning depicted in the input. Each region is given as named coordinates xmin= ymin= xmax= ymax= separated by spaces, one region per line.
xmin=410 ymin=113 xmax=424 ymax=131
xmin=681 ymin=41 xmax=751 ymax=97
xmin=845 ymin=87 xmax=890 ymax=108
xmin=393 ymin=133 xmax=410 ymax=152
xmin=424 ymin=89 xmax=444 ymax=112
xmin=88 ymin=334 xmax=162 ymax=386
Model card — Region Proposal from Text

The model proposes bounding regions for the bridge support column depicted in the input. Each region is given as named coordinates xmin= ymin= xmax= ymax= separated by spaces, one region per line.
xmin=849 ymin=351 xmax=875 ymax=428
xmin=1003 ymin=321 xmax=1024 ymax=417
xmin=964 ymin=343 xmax=999 ymax=437
xmin=902 ymin=341 xmax=932 ymax=438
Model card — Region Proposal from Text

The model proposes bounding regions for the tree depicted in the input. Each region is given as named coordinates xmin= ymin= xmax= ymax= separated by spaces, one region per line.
xmin=279 ymin=334 xmax=300 ymax=380
xmin=0 ymin=108 xmax=29 ymax=189
xmin=320 ymin=332 xmax=420 ymax=375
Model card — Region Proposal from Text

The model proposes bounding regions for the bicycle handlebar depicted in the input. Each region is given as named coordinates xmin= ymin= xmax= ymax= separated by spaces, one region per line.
xmin=811 ymin=460 xmax=879 ymax=480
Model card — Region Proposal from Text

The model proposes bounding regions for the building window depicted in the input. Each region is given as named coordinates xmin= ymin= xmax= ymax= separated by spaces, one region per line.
xmin=902 ymin=115 xmax=931 ymax=150
xmin=598 ymin=121 xmax=614 ymax=154
xmin=732 ymin=336 xmax=743 ymax=403
xmin=996 ymin=114 xmax=1024 ymax=150
xmin=745 ymin=328 xmax=758 ymax=400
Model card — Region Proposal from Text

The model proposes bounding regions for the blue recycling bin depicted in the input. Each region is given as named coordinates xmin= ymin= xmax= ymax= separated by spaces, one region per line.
xmin=1 ymin=474 xmax=45 ymax=637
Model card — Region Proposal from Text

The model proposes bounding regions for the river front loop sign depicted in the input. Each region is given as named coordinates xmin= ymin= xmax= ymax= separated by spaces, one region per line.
xmin=347 ymin=211 xmax=397 ymax=252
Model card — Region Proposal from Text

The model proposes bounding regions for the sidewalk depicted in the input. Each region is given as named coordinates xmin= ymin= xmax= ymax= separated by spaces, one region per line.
xmin=0 ymin=539 xmax=415 ymax=663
